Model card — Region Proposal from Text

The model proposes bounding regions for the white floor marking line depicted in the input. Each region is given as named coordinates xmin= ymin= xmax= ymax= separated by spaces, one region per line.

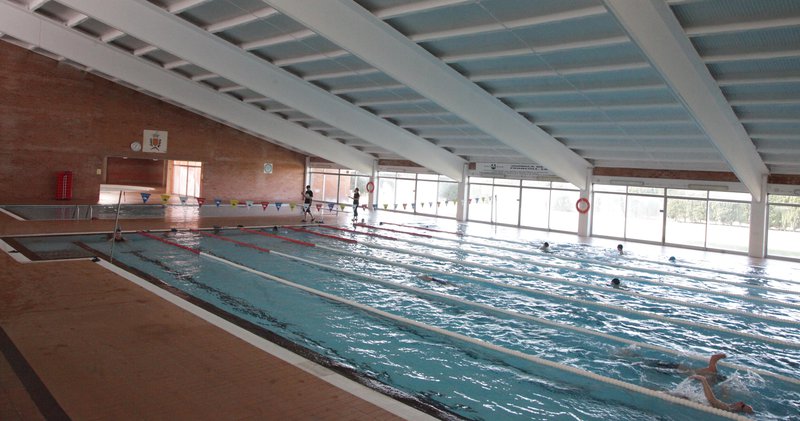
xmin=0 ymin=239 xmax=31 ymax=263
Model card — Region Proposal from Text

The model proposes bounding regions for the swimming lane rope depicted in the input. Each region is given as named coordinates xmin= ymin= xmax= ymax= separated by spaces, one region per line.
xmin=313 ymin=226 xmax=800 ymax=312
xmin=134 ymin=232 xmax=749 ymax=419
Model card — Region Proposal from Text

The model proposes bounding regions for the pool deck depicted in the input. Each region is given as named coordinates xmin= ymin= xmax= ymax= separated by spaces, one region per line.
xmin=0 ymin=210 xmax=411 ymax=420
xmin=1 ymin=205 xmax=792 ymax=420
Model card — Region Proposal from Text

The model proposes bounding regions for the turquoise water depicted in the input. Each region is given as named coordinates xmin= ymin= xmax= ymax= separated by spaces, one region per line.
xmin=10 ymin=226 xmax=800 ymax=420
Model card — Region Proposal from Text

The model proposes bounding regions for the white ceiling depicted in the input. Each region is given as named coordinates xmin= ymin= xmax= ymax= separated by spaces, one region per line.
xmin=2 ymin=0 xmax=799 ymax=191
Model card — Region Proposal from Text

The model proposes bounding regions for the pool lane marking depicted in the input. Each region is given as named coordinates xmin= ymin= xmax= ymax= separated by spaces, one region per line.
xmin=91 ymin=256 xmax=434 ymax=421
xmin=348 ymin=225 xmax=800 ymax=296
xmin=354 ymin=223 xmax=433 ymax=238
xmin=313 ymin=226 xmax=800 ymax=311
xmin=192 ymin=230 xmax=273 ymax=253
xmin=0 ymin=239 xmax=32 ymax=263
xmin=301 ymin=242 xmax=800 ymax=347
xmin=239 ymin=228 xmax=316 ymax=247
xmin=287 ymin=227 xmax=358 ymax=243
xmin=202 ymin=233 xmax=800 ymax=387
xmin=382 ymin=222 xmax=800 ymax=287
xmin=320 ymin=225 xmax=400 ymax=241
xmin=193 ymin=251 xmax=749 ymax=421
xmin=286 ymin=228 xmax=798 ymax=326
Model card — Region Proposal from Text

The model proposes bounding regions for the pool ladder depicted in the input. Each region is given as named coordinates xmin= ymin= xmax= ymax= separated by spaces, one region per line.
xmin=72 ymin=205 xmax=93 ymax=220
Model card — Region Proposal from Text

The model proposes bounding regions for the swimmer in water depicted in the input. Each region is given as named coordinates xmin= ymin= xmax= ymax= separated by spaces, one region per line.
xmin=539 ymin=242 xmax=550 ymax=252
xmin=610 ymin=278 xmax=622 ymax=288
xmin=616 ymin=244 xmax=624 ymax=255
xmin=418 ymin=274 xmax=449 ymax=285
xmin=108 ymin=228 xmax=125 ymax=242
xmin=689 ymin=375 xmax=753 ymax=414
xmin=643 ymin=353 xmax=728 ymax=383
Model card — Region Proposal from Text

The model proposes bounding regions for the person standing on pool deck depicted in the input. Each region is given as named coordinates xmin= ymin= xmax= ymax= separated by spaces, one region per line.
xmin=302 ymin=185 xmax=314 ymax=222
xmin=351 ymin=187 xmax=360 ymax=221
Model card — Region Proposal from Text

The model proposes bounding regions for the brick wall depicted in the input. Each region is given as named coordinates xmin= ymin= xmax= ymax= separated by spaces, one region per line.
xmin=0 ymin=41 xmax=305 ymax=203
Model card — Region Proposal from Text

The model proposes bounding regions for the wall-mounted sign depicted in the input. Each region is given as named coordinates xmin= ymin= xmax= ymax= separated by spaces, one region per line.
xmin=263 ymin=163 xmax=273 ymax=174
xmin=471 ymin=162 xmax=555 ymax=180
xmin=143 ymin=130 xmax=168 ymax=153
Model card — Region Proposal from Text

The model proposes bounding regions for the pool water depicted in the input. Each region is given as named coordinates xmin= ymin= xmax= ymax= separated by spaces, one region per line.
xmin=1 ymin=203 xmax=296 ymax=220
xmin=8 ymin=224 xmax=800 ymax=420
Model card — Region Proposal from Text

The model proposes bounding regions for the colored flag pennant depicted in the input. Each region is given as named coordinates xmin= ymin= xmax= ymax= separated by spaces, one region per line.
xmin=327 ymin=202 xmax=335 ymax=211
xmin=214 ymin=198 xmax=222 ymax=207
xmin=196 ymin=197 xmax=205 ymax=207
xmin=275 ymin=202 xmax=282 ymax=211
xmin=160 ymin=194 xmax=170 ymax=205
xmin=316 ymin=203 xmax=322 ymax=211
xmin=140 ymin=192 xmax=151 ymax=203
xmin=179 ymin=195 xmax=188 ymax=205
xmin=246 ymin=200 xmax=253 ymax=207
xmin=261 ymin=201 xmax=270 ymax=210
xmin=289 ymin=203 xmax=296 ymax=211
xmin=230 ymin=199 xmax=239 ymax=207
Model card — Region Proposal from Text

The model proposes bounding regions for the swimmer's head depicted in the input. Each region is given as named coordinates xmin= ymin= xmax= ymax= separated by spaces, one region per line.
xmin=732 ymin=401 xmax=753 ymax=414
xmin=611 ymin=278 xmax=621 ymax=286
xmin=669 ymin=256 xmax=676 ymax=262
xmin=543 ymin=242 xmax=549 ymax=247
xmin=617 ymin=244 xmax=623 ymax=251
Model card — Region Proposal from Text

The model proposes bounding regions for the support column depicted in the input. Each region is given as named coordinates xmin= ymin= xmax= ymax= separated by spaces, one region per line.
xmin=456 ymin=164 xmax=468 ymax=222
xmin=369 ymin=159 xmax=378 ymax=209
xmin=748 ymin=174 xmax=768 ymax=258
xmin=577 ymin=169 xmax=593 ymax=237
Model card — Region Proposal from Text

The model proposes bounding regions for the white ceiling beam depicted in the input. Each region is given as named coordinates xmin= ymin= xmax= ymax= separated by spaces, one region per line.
xmin=374 ymin=0 xmax=472 ymax=19
xmin=60 ymin=0 xmax=465 ymax=180
xmin=410 ymin=5 xmax=607 ymax=43
xmin=467 ymin=62 xmax=650 ymax=82
xmin=272 ymin=49 xmax=349 ymax=67
xmin=605 ymin=0 xmax=767 ymax=198
xmin=329 ymin=83 xmax=405 ymax=95
xmin=65 ymin=13 xmax=89 ymax=27
xmin=191 ymin=72 xmax=216 ymax=81
xmin=442 ymin=36 xmax=629 ymax=63
xmin=243 ymin=96 xmax=269 ymax=103
xmin=240 ymin=29 xmax=315 ymax=51
xmin=163 ymin=59 xmax=190 ymax=69
xmin=133 ymin=45 xmax=158 ymax=56
xmin=703 ymin=48 xmax=800 ymax=64
xmin=99 ymin=29 xmax=125 ymax=43
xmin=28 ymin=0 xmax=48 ymax=11
xmin=302 ymin=68 xmax=381 ymax=82
xmin=267 ymin=0 xmax=591 ymax=187
xmin=685 ymin=16 xmax=800 ymax=38
xmin=0 ymin=1 xmax=374 ymax=174
xmin=167 ymin=0 xmax=212 ymax=14
xmin=217 ymin=85 xmax=244 ymax=93
xmin=205 ymin=7 xmax=278 ymax=33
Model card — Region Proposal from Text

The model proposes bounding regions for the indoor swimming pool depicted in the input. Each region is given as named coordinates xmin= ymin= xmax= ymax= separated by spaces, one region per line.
xmin=6 ymin=224 xmax=800 ymax=420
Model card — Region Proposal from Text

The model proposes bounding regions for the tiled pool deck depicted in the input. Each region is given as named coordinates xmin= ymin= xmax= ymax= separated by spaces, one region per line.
xmin=0 ymin=209 xmax=415 ymax=420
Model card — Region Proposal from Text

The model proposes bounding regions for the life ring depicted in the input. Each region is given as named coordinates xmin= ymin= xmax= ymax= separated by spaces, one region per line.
xmin=575 ymin=198 xmax=590 ymax=214
xmin=366 ymin=181 xmax=375 ymax=193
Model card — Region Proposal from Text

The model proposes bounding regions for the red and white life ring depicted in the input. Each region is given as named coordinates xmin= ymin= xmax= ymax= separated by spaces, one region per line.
xmin=366 ymin=181 xmax=375 ymax=193
xmin=575 ymin=198 xmax=591 ymax=214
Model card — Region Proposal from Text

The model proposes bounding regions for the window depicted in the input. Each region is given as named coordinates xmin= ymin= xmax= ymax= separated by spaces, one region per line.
xmin=170 ymin=160 xmax=202 ymax=197
xmin=767 ymin=195 xmax=800 ymax=259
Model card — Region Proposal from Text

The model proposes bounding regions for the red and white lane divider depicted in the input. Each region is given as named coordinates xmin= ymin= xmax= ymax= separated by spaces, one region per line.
xmin=133 ymin=230 xmax=800 ymax=387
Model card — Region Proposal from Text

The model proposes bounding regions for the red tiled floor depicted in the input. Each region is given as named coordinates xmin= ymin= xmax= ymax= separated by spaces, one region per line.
xmin=0 ymin=211 xmax=408 ymax=420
